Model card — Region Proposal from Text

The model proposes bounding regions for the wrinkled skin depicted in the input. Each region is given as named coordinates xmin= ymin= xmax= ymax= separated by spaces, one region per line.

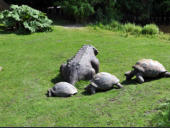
xmin=60 ymin=44 xmax=99 ymax=85
xmin=125 ymin=59 xmax=170 ymax=84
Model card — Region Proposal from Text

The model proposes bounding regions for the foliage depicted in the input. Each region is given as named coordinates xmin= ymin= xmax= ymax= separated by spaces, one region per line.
xmin=142 ymin=24 xmax=159 ymax=35
xmin=4 ymin=0 xmax=55 ymax=11
xmin=93 ymin=21 xmax=159 ymax=36
xmin=124 ymin=23 xmax=142 ymax=34
xmin=163 ymin=0 xmax=170 ymax=11
xmin=0 ymin=5 xmax=53 ymax=33
xmin=4 ymin=0 xmax=170 ymax=24
xmin=109 ymin=20 xmax=123 ymax=31
xmin=55 ymin=0 xmax=118 ymax=23
xmin=54 ymin=0 xmax=95 ymax=22
xmin=115 ymin=0 xmax=154 ymax=23
xmin=90 ymin=0 xmax=120 ymax=22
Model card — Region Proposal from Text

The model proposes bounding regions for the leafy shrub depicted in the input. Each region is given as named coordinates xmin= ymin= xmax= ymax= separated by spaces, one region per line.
xmin=55 ymin=0 xmax=94 ymax=23
xmin=55 ymin=0 xmax=119 ymax=23
xmin=133 ymin=25 xmax=142 ymax=34
xmin=92 ymin=21 xmax=160 ymax=37
xmin=142 ymin=24 xmax=159 ymax=35
xmin=94 ymin=20 xmax=123 ymax=31
xmin=90 ymin=0 xmax=119 ymax=22
xmin=124 ymin=23 xmax=135 ymax=33
xmin=0 ymin=5 xmax=53 ymax=33
xmin=124 ymin=23 xmax=142 ymax=34
xmin=109 ymin=20 xmax=123 ymax=31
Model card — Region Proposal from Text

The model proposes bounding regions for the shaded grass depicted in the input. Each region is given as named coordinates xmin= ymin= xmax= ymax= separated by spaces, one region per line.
xmin=0 ymin=26 xmax=170 ymax=126
xmin=150 ymin=98 xmax=170 ymax=126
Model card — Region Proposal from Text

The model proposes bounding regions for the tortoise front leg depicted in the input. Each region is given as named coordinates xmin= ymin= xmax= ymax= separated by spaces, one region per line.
xmin=136 ymin=73 xmax=144 ymax=84
xmin=125 ymin=70 xmax=135 ymax=80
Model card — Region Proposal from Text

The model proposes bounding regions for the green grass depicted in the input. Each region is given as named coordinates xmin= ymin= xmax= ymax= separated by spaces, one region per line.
xmin=0 ymin=26 xmax=170 ymax=127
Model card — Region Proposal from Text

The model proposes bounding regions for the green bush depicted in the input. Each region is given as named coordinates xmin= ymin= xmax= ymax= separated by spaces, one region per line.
xmin=0 ymin=5 xmax=53 ymax=33
xmin=109 ymin=20 xmax=123 ymax=31
xmin=55 ymin=0 xmax=94 ymax=23
xmin=93 ymin=21 xmax=160 ymax=37
xmin=133 ymin=25 xmax=142 ymax=34
xmin=124 ymin=23 xmax=142 ymax=34
xmin=142 ymin=24 xmax=159 ymax=35
xmin=55 ymin=0 xmax=119 ymax=23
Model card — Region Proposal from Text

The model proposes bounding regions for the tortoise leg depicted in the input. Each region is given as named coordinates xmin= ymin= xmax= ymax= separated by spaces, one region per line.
xmin=164 ymin=72 xmax=170 ymax=77
xmin=90 ymin=86 xmax=96 ymax=94
xmin=125 ymin=70 xmax=135 ymax=80
xmin=116 ymin=83 xmax=123 ymax=88
xmin=47 ymin=89 xmax=52 ymax=97
xmin=136 ymin=73 xmax=144 ymax=84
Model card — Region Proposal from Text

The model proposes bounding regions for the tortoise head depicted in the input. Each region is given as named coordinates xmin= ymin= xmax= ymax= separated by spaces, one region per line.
xmin=85 ymin=84 xmax=96 ymax=94
xmin=92 ymin=46 xmax=98 ymax=55
xmin=46 ymin=89 xmax=52 ymax=97
xmin=87 ymin=44 xmax=99 ymax=55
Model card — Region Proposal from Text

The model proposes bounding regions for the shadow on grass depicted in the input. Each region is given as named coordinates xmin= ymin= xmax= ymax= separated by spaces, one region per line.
xmin=121 ymin=79 xmax=138 ymax=85
xmin=0 ymin=25 xmax=52 ymax=35
xmin=0 ymin=29 xmax=31 ymax=35
xmin=51 ymin=74 xmax=64 ymax=84
xmin=121 ymin=77 xmax=162 ymax=85
xmin=45 ymin=74 xmax=64 ymax=97
xmin=81 ymin=86 xmax=120 ymax=96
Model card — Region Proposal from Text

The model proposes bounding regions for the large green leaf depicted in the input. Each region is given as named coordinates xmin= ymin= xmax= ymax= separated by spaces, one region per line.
xmin=0 ymin=4 xmax=53 ymax=33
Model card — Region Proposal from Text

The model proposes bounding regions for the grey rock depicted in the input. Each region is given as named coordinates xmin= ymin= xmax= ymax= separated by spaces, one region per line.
xmin=125 ymin=59 xmax=170 ymax=83
xmin=47 ymin=82 xmax=78 ymax=97
xmin=85 ymin=72 xmax=123 ymax=94
xmin=60 ymin=44 xmax=99 ymax=85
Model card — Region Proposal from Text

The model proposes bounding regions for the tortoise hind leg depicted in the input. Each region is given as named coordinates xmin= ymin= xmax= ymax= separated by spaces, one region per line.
xmin=136 ymin=73 xmax=144 ymax=84
xmin=125 ymin=70 xmax=135 ymax=80
xmin=89 ymin=86 xmax=96 ymax=94
xmin=164 ymin=72 xmax=170 ymax=77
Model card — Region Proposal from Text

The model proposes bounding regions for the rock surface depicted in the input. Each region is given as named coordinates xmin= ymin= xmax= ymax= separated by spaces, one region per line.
xmin=60 ymin=44 xmax=99 ymax=85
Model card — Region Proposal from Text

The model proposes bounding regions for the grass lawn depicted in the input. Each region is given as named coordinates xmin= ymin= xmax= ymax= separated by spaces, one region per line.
xmin=0 ymin=26 xmax=170 ymax=127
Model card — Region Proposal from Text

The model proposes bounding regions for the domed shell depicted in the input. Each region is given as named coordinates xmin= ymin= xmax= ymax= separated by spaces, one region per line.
xmin=48 ymin=82 xmax=77 ymax=97
xmin=90 ymin=72 xmax=119 ymax=90
xmin=133 ymin=59 xmax=166 ymax=77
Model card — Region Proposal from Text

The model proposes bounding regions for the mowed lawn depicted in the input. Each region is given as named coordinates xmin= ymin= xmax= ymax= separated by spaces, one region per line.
xmin=0 ymin=26 xmax=170 ymax=127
